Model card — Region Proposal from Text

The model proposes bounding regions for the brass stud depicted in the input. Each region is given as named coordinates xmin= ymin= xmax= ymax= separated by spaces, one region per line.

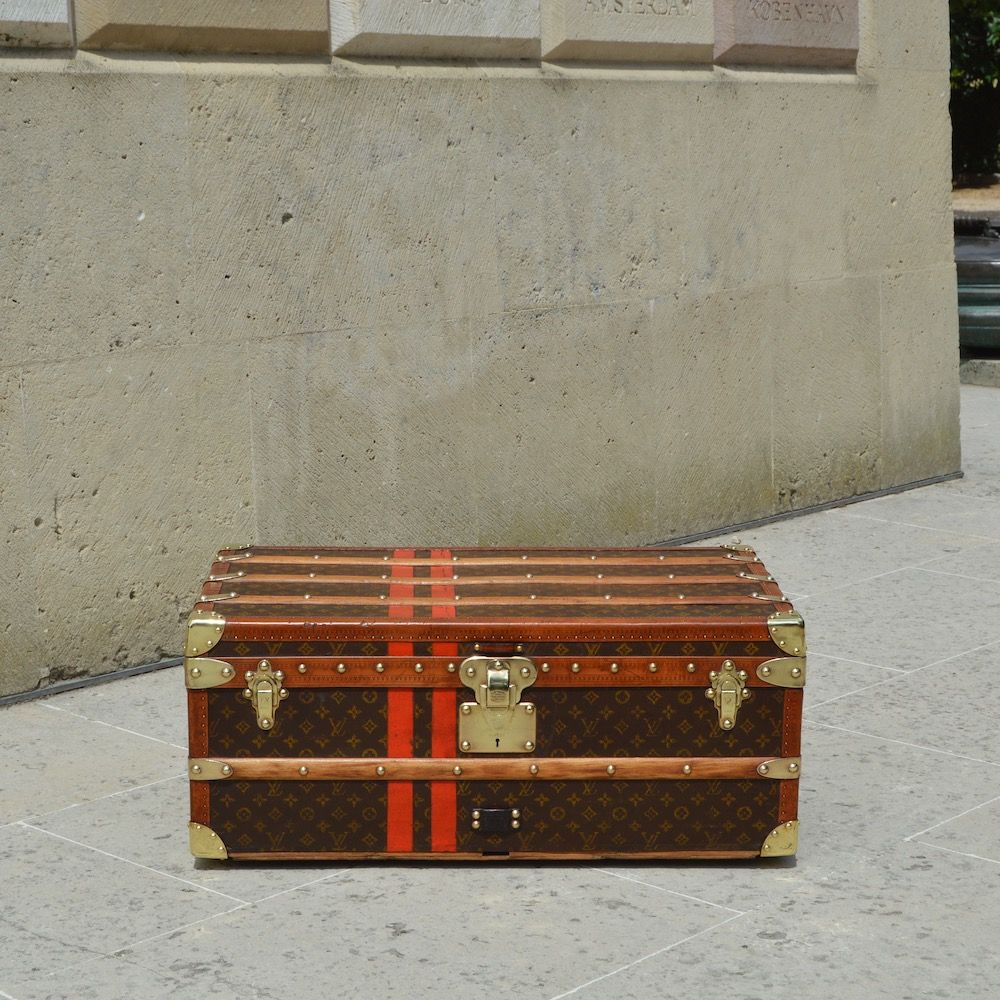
xmin=242 ymin=689 xmax=252 ymax=700
xmin=221 ymin=666 xmax=234 ymax=679
xmin=605 ymin=594 xmax=612 ymax=600
xmin=275 ymin=670 xmax=284 ymax=681
xmin=472 ymin=810 xmax=482 ymax=820
xmin=279 ymin=688 xmax=288 ymax=699
xmin=337 ymin=663 xmax=346 ymax=674
xmin=606 ymin=764 xmax=616 ymax=776
xmin=261 ymin=718 xmax=272 ymax=729
xmin=447 ymin=662 xmax=456 ymax=672
xmin=315 ymin=555 xmax=321 ymax=560
xmin=375 ymin=662 xmax=385 ymax=673
xmin=221 ymin=764 xmax=233 ymax=777
xmin=453 ymin=766 xmax=462 ymax=776
xmin=520 ymin=665 xmax=531 ymax=678
xmin=524 ymin=741 xmax=535 ymax=751
xmin=461 ymin=705 xmax=472 ymax=715
xmin=761 ymin=665 xmax=772 ymax=677
xmin=522 ymin=555 xmax=529 ymax=561
xmin=529 ymin=764 xmax=539 ymax=775
xmin=668 ymin=573 xmax=675 ymax=579
xmin=190 ymin=667 xmax=202 ymax=679
xmin=526 ymin=573 xmax=533 ymax=579
xmin=299 ymin=765 xmax=309 ymax=776
xmin=678 ymin=594 xmax=685 ymax=600
xmin=379 ymin=595 xmax=385 ymax=601
xmin=648 ymin=663 xmax=658 ymax=673
xmin=758 ymin=763 xmax=770 ymax=775
xmin=310 ymin=572 xmax=316 ymax=579
xmin=383 ymin=555 xmax=389 ymax=561
xmin=376 ymin=765 xmax=386 ymax=776
xmin=474 ymin=643 xmax=481 ymax=652
xmin=541 ymin=663 xmax=550 ymax=672
xmin=461 ymin=740 xmax=471 ymax=751
xmin=415 ymin=663 xmax=424 ymax=673
xmin=571 ymin=663 xmax=580 ymax=673
xmin=682 ymin=764 xmax=692 ymax=775
xmin=453 ymin=574 xmax=459 ymax=580
xmin=789 ymin=762 xmax=799 ymax=773
xmin=304 ymin=594 xmax=311 ymax=600
xmin=524 ymin=704 xmax=535 ymax=715
xmin=515 ymin=644 xmax=524 ymax=653
xmin=471 ymin=820 xmax=481 ymax=830
xmin=511 ymin=819 xmax=521 ymax=830
xmin=453 ymin=555 xmax=459 ymax=562
xmin=512 ymin=809 xmax=521 ymax=819
xmin=659 ymin=555 xmax=665 ymax=560
xmin=610 ymin=663 xmax=619 ymax=673
xmin=722 ymin=718 xmax=734 ymax=730
xmin=298 ymin=663 xmax=307 ymax=674
xmin=737 ymin=670 xmax=748 ymax=681
xmin=191 ymin=764 xmax=202 ymax=775
xmin=530 ymin=594 xmax=537 ymax=600
xmin=591 ymin=555 xmax=597 ymax=561
xmin=791 ymin=666 xmax=802 ymax=678
xmin=686 ymin=663 xmax=696 ymax=673
xmin=466 ymin=665 xmax=476 ymax=677
xmin=597 ymin=573 xmax=603 ymax=579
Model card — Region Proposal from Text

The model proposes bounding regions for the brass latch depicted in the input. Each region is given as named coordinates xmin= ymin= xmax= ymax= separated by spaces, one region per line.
xmin=705 ymin=659 xmax=750 ymax=731
xmin=458 ymin=655 xmax=538 ymax=753
xmin=243 ymin=659 xmax=288 ymax=730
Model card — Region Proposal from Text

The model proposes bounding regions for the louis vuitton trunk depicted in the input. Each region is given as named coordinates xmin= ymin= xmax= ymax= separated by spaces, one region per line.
xmin=185 ymin=546 xmax=805 ymax=861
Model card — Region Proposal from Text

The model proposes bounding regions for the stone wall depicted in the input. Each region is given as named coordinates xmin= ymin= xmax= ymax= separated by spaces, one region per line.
xmin=0 ymin=0 xmax=959 ymax=695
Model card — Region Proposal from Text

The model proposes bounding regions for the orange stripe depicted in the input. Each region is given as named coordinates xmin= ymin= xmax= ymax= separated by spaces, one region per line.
xmin=430 ymin=548 xmax=458 ymax=853
xmin=386 ymin=549 xmax=415 ymax=852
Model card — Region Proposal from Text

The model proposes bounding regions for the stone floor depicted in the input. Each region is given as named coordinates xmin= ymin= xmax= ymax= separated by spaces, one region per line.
xmin=2 ymin=386 xmax=999 ymax=1000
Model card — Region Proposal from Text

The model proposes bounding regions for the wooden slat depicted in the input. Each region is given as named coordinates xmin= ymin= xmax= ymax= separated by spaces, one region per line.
xmin=228 ymin=850 xmax=761 ymax=861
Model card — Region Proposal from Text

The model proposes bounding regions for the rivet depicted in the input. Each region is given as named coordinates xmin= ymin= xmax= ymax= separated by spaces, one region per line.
xmin=610 ymin=663 xmax=619 ymax=673
xmin=221 ymin=666 xmax=234 ymax=679
xmin=792 ymin=646 xmax=801 ymax=655
xmin=659 ymin=555 xmax=665 ymax=560
xmin=466 ymin=666 xmax=476 ymax=677
xmin=190 ymin=667 xmax=201 ymax=678
xmin=453 ymin=574 xmax=459 ymax=580
xmin=275 ymin=671 xmax=284 ymax=681
xmin=472 ymin=810 xmax=481 ymax=820
xmin=571 ymin=663 xmax=580 ymax=673
xmin=791 ymin=666 xmax=802 ymax=678
xmin=606 ymin=764 xmax=616 ymax=776
xmin=381 ymin=574 xmax=387 ymax=580
xmin=597 ymin=573 xmax=603 ymax=579
xmin=462 ymin=704 xmax=473 ymax=716
xmin=668 ymin=573 xmax=675 ymax=579
xmin=310 ymin=572 xmax=316 ymax=578
xmin=279 ymin=688 xmax=288 ymax=699
xmin=530 ymin=594 xmax=537 ymax=600
xmin=261 ymin=719 xmax=272 ymax=729
xmin=686 ymin=663 xmax=696 ymax=673
xmin=526 ymin=573 xmax=532 ymax=579
xmin=375 ymin=662 xmax=384 ymax=673
xmin=761 ymin=665 xmax=772 ymax=676
xmin=191 ymin=764 xmax=202 ymax=775
xmin=447 ymin=663 xmax=456 ymax=672
xmin=415 ymin=663 xmax=424 ymax=673
xmin=455 ymin=595 xmax=461 ymax=601
xmin=529 ymin=764 xmax=539 ymax=775
xmin=304 ymin=594 xmax=310 ymax=600
xmin=591 ymin=555 xmax=597 ymax=561
xmin=758 ymin=763 xmax=770 ymax=775
xmin=648 ymin=663 xmax=657 ymax=673
xmin=242 ymin=689 xmax=252 ymax=700
xmin=789 ymin=762 xmax=799 ymax=773
xmin=315 ymin=555 xmax=321 ymax=560
xmin=524 ymin=741 xmax=535 ymax=751
xmin=515 ymin=644 xmax=524 ymax=653
xmin=512 ymin=809 xmax=521 ymax=819
xmin=298 ymin=663 xmax=307 ymax=674
xmin=511 ymin=819 xmax=521 ymax=830
xmin=737 ymin=670 xmax=748 ymax=681
xmin=722 ymin=719 xmax=734 ymax=730
xmin=743 ymin=689 xmax=752 ymax=699
xmin=383 ymin=555 xmax=389 ymax=561
xmin=605 ymin=594 xmax=612 ymax=600
xmin=453 ymin=766 xmax=462 ymax=776
xmin=376 ymin=765 xmax=386 ymax=776
xmin=299 ymin=765 xmax=309 ymax=776
xmin=522 ymin=555 xmax=529 ymax=561
xmin=471 ymin=820 xmax=481 ymax=830
xmin=461 ymin=740 xmax=472 ymax=751
xmin=520 ymin=665 xmax=530 ymax=678
xmin=786 ymin=821 xmax=793 ymax=829
xmin=541 ymin=663 xmax=550 ymax=672
xmin=682 ymin=764 xmax=692 ymax=775
xmin=474 ymin=643 xmax=481 ymax=651
xmin=379 ymin=595 xmax=385 ymax=600
xmin=221 ymin=764 xmax=233 ymax=777
xmin=453 ymin=555 xmax=459 ymax=562
xmin=678 ymin=594 xmax=685 ymax=600
xmin=337 ymin=663 xmax=346 ymax=673
xmin=524 ymin=704 xmax=535 ymax=715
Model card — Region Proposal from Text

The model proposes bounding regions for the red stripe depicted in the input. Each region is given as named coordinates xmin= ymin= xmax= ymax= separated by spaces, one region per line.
xmin=386 ymin=549 xmax=415 ymax=852
xmin=430 ymin=548 xmax=458 ymax=853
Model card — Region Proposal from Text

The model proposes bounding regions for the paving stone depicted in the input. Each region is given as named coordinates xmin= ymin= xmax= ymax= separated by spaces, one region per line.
xmin=0 ymin=823 xmax=233 ymax=989
xmin=801 ymin=652 xmax=899 ymax=711
xmin=794 ymin=568 xmax=1000 ymax=669
xmin=541 ymin=0 xmax=714 ymax=63
xmin=0 ymin=702 xmax=181 ymax=824
xmin=806 ymin=643 xmax=1000 ymax=764
xmin=920 ymin=541 xmax=1000 ymax=584
xmin=715 ymin=0 xmax=859 ymax=67
xmin=35 ymin=776 xmax=343 ymax=904
xmin=121 ymin=865 xmax=726 ymax=999
xmin=917 ymin=796 xmax=1000 ymax=865
xmin=331 ymin=0 xmax=541 ymax=59
xmin=841 ymin=485 xmax=1000 ymax=542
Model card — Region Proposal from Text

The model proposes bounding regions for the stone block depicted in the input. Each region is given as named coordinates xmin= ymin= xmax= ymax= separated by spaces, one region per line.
xmin=0 ymin=0 xmax=70 ymax=47
xmin=330 ymin=0 xmax=541 ymax=59
xmin=18 ymin=345 xmax=254 ymax=687
xmin=541 ymin=0 xmax=713 ymax=63
xmin=714 ymin=0 xmax=859 ymax=68
xmin=75 ymin=0 xmax=329 ymax=54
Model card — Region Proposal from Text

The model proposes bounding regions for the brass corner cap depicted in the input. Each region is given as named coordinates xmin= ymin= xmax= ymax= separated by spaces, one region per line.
xmin=767 ymin=610 xmax=806 ymax=657
xmin=189 ymin=822 xmax=228 ymax=860
xmin=761 ymin=820 xmax=799 ymax=858
xmin=185 ymin=609 xmax=226 ymax=658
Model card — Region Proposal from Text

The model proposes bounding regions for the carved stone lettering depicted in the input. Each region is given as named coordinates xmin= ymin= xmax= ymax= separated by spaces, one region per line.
xmin=714 ymin=0 xmax=858 ymax=67
xmin=330 ymin=0 xmax=541 ymax=58
xmin=541 ymin=0 xmax=713 ymax=61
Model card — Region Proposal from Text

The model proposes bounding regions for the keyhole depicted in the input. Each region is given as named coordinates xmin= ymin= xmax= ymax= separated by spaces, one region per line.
xmin=495 ymin=737 xmax=501 ymax=748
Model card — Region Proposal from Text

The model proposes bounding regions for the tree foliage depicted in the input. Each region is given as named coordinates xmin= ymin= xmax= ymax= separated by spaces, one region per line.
xmin=950 ymin=0 xmax=1000 ymax=177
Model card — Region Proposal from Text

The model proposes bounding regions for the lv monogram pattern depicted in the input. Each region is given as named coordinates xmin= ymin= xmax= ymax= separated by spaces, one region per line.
xmin=456 ymin=780 xmax=779 ymax=853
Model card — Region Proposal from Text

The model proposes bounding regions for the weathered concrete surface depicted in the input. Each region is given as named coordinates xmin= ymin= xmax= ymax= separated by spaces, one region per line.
xmin=330 ymin=0 xmax=541 ymax=59
xmin=715 ymin=0 xmax=859 ymax=68
xmin=960 ymin=358 xmax=1000 ymax=388
xmin=541 ymin=0 xmax=714 ymax=63
xmin=75 ymin=0 xmax=329 ymax=54
xmin=0 ymin=0 xmax=70 ymax=47
xmin=0 ymin=13 xmax=959 ymax=695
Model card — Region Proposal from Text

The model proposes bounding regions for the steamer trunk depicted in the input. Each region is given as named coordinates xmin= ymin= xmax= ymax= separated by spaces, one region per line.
xmin=185 ymin=546 xmax=805 ymax=861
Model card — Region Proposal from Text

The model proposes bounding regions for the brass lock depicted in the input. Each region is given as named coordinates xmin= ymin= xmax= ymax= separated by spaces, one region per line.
xmin=243 ymin=659 xmax=288 ymax=730
xmin=458 ymin=655 xmax=538 ymax=753
xmin=705 ymin=659 xmax=750 ymax=731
